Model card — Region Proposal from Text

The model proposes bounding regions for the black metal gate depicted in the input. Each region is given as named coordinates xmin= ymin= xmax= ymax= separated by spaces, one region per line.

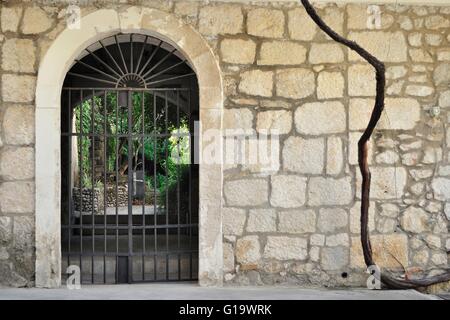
xmin=60 ymin=34 xmax=199 ymax=284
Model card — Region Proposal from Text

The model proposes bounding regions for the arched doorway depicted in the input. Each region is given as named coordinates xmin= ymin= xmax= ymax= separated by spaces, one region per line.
xmin=35 ymin=8 xmax=223 ymax=288
xmin=60 ymin=33 xmax=199 ymax=283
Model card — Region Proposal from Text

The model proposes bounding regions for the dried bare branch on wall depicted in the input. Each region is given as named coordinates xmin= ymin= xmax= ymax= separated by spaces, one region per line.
xmin=300 ymin=0 xmax=450 ymax=289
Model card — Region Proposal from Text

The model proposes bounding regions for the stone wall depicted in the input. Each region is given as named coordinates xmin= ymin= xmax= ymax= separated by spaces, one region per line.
xmin=0 ymin=0 xmax=449 ymax=287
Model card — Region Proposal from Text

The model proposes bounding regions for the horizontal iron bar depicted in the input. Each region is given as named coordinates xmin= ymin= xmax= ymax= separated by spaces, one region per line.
xmin=63 ymin=250 xmax=197 ymax=256
xmin=62 ymin=224 xmax=198 ymax=230
xmin=62 ymin=87 xmax=190 ymax=91
xmin=61 ymin=133 xmax=191 ymax=138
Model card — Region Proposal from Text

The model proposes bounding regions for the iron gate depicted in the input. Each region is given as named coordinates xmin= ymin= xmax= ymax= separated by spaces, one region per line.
xmin=60 ymin=87 xmax=199 ymax=284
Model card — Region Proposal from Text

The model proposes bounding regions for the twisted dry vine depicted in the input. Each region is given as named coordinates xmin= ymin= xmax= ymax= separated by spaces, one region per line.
xmin=301 ymin=0 xmax=450 ymax=289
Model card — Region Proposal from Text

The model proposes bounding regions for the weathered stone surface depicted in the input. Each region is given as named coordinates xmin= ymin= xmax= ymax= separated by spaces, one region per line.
xmin=222 ymin=207 xmax=246 ymax=236
xmin=311 ymin=234 xmax=325 ymax=246
xmin=199 ymin=5 xmax=243 ymax=35
xmin=220 ymin=38 xmax=256 ymax=64
xmin=295 ymin=101 xmax=346 ymax=135
xmin=350 ymin=202 xmax=375 ymax=234
xmin=174 ymin=1 xmax=199 ymax=19
xmin=3 ymin=106 xmax=34 ymax=145
xmin=405 ymin=85 xmax=434 ymax=97
xmin=1 ymin=6 xmax=22 ymax=32
xmin=0 ymin=217 xmax=12 ymax=245
xmin=264 ymin=236 xmax=308 ymax=260
xmin=224 ymin=179 xmax=268 ymax=206
xmin=400 ymin=207 xmax=429 ymax=233
xmin=422 ymin=147 xmax=442 ymax=164
xmin=0 ymin=148 xmax=34 ymax=181
xmin=356 ymin=167 xmax=407 ymax=200
xmin=239 ymin=70 xmax=273 ymax=97
xmin=326 ymin=234 xmax=349 ymax=247
xmin=348 ymin=31 xmax=407 ymax=62
xmin=425 ymin=15 xmax=449 ymax=29
xmin=408 ymin=33 xmax=422 ymax=46
xmin=375 ymin=150 xmax=399 ymax=164
xmin=326 ymin=136 xmax=343 ymax=175
xmin=386 ymin=66 xmax=408 ymax=80
xmin=223 ymin=108 xmax=253 ymax=131
xmin=223 ymin=243 xmax=235 ymax=273
xmin=247 ymin=209 xmax=276 ymax=233
xmin=256 ymin=110 xmax=292 ymax=135
xmin=0 ymin=182 xmax=34 ymax=214
xmin=413 ymin=250 xmax=429 ymax=266
xmin=287 ymin=8 xmax=317 ymax=41
xmin=433 ymin=63 xmax=450 ymax=85
xmin=278 ymin=210 xmax=316 ymax=234
xmin=2 ymin=39 xmax=36 ymax=73
xmin=348 ymin=64 xmax=376 ymax=97
xmin=22 ymin=7 xmax=53 ymax=34
xmin=258 ymin=41 xmax=306 ymax=65
xmin=347 ymin=4 xmax=393 ymax=30
xmin=1 ymin=75 xmax=36 ymax=103
xmin=275 ymin=68 xmax=315 ymax=99
xmin=13 ymin=216 xmax=34 ymax=249
xmin=317 ymin=72 xmax=344 ymax=99
xmin=308 ymin=177 xmax=353 ymax=206
xmin=236 ymin=236 xmax=260 ymax=269
xmin=431 ymin=178 xmax=450 ymax=201
xmin=321 ymin=247 xmax=348 ymax=271
xmin=349 ymin=98 xmax=421 ymax=131
xmin=318 ymin=208 xmax=348 ymax=233
xmin=431 ymin=253 xmax=448 ymax=266
xmin=409 ymin=48 xmax=433 ymax=63
xmin=309 ymin=43 xmax=344 ymax=64
xmin=439 ymin=90 xmax=450 ymax=108
xmin=270 ymin=175 xmax=307 ymax=208
xmin=282 ymin=137 xmax=324 ymax=174
xmin=247 ymin=8 xmax=284 ymax=38
xmin=350 ymin=234 xmax=408 ymax=269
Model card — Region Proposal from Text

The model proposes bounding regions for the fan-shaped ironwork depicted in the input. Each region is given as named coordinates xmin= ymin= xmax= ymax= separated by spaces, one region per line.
xmin=64 ymin=33 xmax=195 ymax=88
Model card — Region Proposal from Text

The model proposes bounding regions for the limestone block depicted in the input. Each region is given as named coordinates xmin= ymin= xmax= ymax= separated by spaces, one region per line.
xmin=247 ymin=8 xmax=284 ymax=38
xmin=2 ymin=75 xmax=36 ymax=103
xmin=246 ymin=209 xmax=276 ymax=233
xmin=287 ymin=8 xmax=317 ymax=41
xmin=317 ymin=72 xmax=344 ymax=99
xmin=1 ymin=6 xmax=22 ymax=32
xmin=309 ymin=43 xmax=344 ymax=64
xmin=239 ymin=70 xmax=273 ymax=97
xmin=256 ymin=110 xmax=292 ymax=135
xmin=263 ymin=236 xmax=308 ymax=260
xmin=348 ymin=64 xmax=376 ymax=97
xmin=0 ymin=147 xmax=34 ymax=181
xmin=348 ymin=31 xmax=407 ymax=62
xmin=321 ymin=247 xmax=349 ymax=271
xmin=432 ymin=178 xmax=450 ymax=201
xmin=317 ymin=208 xmax=348 ymax=233
xmin=199 ymin=5 xmax=243 ymax=35
xmin=295 ymin=101 xmax=346 ymax=135
xmin=22 ymin=7 xmax=53 ymax=34
xmin=0 ymin=182 xmax=34 ymax=213
xmin=3 ymin=106 xmax=34 ymax=145
xmin=275 ymin=68 xmax=315 ymax=99
xmin=282 ymin=136 xmax=324 ymax=174
xmin=222 ymin=207 xmax=246 ymax=236
xmin=223 ymin=243 xmax=235 ymax=273
xmin=356 ymin=167 xmax=407 ymax=200
xmin=224 ymin=179 xmax=268 ymax=206
xmin=223 ymin=108 xmax=253 ymax=131
xmin=400 ymin=207 xmax=429 ymax=233
xmin=270 ymin=175 xmax=307 ymax=208
xmin=2 ymin=39 xmax=36 ymax=73
xmin=220 ymin=38 xmax=256 ymax=64
xmin=308 ymin=177 xmax=353 ymax=206
xmin=326 ymin=136 xmax=343 ymax=176
xmin=258 ymin=41 xmax=306 ymax=65
xmin=278 ymin=209 xmax=316 ymax=234
xmin=236 ymin=236 xmax=260 ymax=269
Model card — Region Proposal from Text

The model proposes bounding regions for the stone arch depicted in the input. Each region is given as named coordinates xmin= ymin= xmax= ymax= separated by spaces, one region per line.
xmin=35 ymin=7 xmax=223 ymax=288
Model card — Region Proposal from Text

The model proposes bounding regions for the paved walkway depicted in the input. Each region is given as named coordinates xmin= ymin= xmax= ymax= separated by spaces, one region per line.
xmin=0 ymin=283 xmax=440 ymax=300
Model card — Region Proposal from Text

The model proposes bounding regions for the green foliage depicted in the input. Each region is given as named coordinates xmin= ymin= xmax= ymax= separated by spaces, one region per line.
xmin=74 ymin=92 xmax=191 ymax=197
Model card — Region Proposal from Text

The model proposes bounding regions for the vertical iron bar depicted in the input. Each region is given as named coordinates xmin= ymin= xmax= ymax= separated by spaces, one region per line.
xmin=91 ymin=89 xmax=95 ymax=284
xmin=188 ymin=90 xmax=193 ymax=279
xmin=164 ymin=91 xmax=169 ymax=281
xmin=141 ymin=91 xmax=145 ymax=281
xmin=130 ymin=34 xmax=134 ymax=76
xmin=153 ymin=92 xmax=157 ymax=281
xmin=127 ymin=90 xmax=133 ymax=283
xmin=115 ymin=91 xmax=119 ymax=282
xmin=103 ymin=90 xmax=107 ymax=284
xmin=79 ymin=89 xmax=84 ymax=282
xmin=176 ymin=90 xmax=181 ymax=280
xmin=67 ymin=89 xmax=72 ymax=270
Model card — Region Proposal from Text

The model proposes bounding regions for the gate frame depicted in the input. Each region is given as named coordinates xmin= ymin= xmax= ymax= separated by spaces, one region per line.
xmin=35 ymin=7 xmax=223 ymax=288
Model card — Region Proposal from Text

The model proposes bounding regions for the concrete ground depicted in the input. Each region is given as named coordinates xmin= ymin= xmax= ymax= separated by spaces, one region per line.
xmin=0 ymin=283 xmax=441 ymax=300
